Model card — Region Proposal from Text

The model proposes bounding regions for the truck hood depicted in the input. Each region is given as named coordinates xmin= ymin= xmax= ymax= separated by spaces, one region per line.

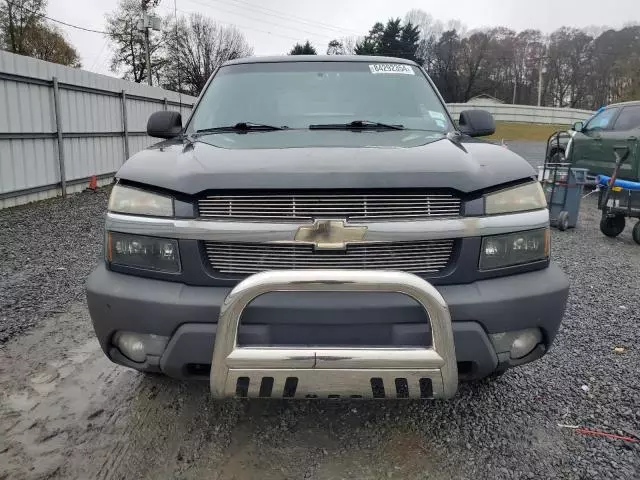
xmin=117 ymin=130 xmax=536 ymax=194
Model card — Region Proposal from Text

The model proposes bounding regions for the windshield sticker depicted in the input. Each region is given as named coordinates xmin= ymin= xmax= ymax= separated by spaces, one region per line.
xmin=369 ymin=64 xmax=415 ymax=75
xmin=428 ymin=111 xmax=446 ymax=121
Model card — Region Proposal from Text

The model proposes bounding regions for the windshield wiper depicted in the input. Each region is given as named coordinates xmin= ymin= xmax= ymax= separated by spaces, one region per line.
xmin=194 ymin=122 xmax=287 ymax=135
xmin=309 ymin=120 xmax=405 ymax=131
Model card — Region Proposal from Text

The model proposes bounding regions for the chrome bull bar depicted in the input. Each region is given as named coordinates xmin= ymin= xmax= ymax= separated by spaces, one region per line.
xmin=210 ymin=270 xmax=458 ymax=399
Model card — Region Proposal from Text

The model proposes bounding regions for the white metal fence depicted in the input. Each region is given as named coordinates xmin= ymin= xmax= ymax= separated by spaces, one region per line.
xmin=447 ymin=102 xmax=593 ymax=125
xmin=0 ymin=51 xmax=197 ymax=208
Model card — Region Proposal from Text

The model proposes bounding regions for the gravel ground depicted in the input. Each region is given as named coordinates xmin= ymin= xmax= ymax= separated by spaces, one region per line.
xmin=0 ymin=189 xmax=108 ymax=343
xmin=0 ymin=141 xmax=638 ymax=479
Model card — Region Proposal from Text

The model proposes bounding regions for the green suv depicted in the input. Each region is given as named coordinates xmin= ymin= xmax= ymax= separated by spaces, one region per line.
xmin=568 ymin=101 xmax=640 ymax=181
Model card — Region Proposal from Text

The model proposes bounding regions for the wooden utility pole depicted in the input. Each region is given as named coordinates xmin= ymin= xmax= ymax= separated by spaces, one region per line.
xmin=144 ymin=27 xmax=152 ymax=86
xmin=139 ymin=0 xmax=160 ymax=86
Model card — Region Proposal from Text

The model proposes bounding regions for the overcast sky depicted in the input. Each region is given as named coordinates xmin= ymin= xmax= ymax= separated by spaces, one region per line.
xmin=48 ymin=0 xmax=639 ymax=77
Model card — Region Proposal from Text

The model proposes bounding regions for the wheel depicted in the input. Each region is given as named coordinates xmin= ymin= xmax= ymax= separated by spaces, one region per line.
xmin=600 ymin=214 xmax=625 ymax=237
xmin=557 ymin=211 xmax=570 ymax=231
xmin=633 ymin=221 xmax=640 ymax=245
xmin=550 ymin=150 xmax=565 ymax=163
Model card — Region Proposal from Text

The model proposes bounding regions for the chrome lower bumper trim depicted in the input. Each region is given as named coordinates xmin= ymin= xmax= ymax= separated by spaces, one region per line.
xmin=210 ymin=270 xmax=458 ymax=399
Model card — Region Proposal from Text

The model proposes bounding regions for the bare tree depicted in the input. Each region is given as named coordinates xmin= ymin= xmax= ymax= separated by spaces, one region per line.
xmin=544 ymin=28 xmax=593 ymax=107
xmin=0 ymin=0 xmax=45 ymax=53
xmin=24 ymin=24 xmax=81 ymax=66
xmin=326 ymin=36 xmax=359 ymax=55
xmin=403 ymin=9 xmax=442 ymax=69
xmin=0 ymin=0 xmax=81 ymax=67
xmin=459 ymin=31 xmax=490 ymax=101
xmin=106 ymin=0 xmax=165 ymax=83
xmin=430 ymin=30 xmax=462 ymax=101
xmin=163 ymin=14 xmax=253 ymax=96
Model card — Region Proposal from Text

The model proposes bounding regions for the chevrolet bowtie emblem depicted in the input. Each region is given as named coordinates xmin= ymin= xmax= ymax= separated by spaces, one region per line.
xmin=295 ymin=220 xmax=368 ymax=249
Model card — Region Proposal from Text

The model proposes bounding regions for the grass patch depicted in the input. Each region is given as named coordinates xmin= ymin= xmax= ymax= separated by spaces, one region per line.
xmin=487 ymin=122 xmax=570 ymax=142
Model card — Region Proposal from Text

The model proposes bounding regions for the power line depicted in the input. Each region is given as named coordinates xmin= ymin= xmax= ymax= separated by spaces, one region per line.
xmin=7 ymin=0 xmax=356 ymax=51
xmin=5 ymin=0 xmax=110 ymax=34
xmin=203 ymin=0 xmax=362 ymax=37
xmin=177 ymin=0 xmax=340 ymax=41
xmin=88 ymin=38 xmax=110 ymax=72
xmin=156 ymin=2 xmax=306 ymax=42
xmin=5 ymin=0 xmax=133 ymax=37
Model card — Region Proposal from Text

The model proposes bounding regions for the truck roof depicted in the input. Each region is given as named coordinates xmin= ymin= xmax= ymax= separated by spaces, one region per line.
xmin=224 ymin=55 xmax=419 ymax=67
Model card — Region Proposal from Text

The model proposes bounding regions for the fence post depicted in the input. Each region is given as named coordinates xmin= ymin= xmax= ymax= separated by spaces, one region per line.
xmin=52 ymin=77 xmax=67 ymax=198
xmin=121 ymin=90 xmax=130 ymax=162
xmin=163 ymin=97 xmax=168 ymax=110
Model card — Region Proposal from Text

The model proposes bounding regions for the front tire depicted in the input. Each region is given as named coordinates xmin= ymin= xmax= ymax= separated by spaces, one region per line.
xmin=632 ymin=221 xmax=640 ymax=245
xmin=600 ymin=214 xmax=625 ymax=237
xmin=557 ymin=211 xmax=570 ymax=231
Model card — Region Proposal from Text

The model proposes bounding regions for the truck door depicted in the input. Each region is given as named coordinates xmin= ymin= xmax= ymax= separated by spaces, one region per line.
xmin=571 ymin=107 xmax=620 ymax=175
xmin=605 ymin=105 xmax=640 ymax=181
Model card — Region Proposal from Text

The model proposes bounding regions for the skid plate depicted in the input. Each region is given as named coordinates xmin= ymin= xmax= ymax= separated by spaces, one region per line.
xmin=226 ymin=369 xmax=443 ymax=399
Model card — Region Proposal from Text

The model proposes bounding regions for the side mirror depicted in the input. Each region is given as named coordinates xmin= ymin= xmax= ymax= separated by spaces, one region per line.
xmin=147 ymin=111 xmax=182 ymax=139
xmin=458 ymin=109 xmax=496 ymax=137
xmin=572 ymin=121 xmax=584 ymax=132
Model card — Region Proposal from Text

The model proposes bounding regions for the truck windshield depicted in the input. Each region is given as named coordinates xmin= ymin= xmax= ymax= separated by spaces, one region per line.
xmin=187 ymin=61 xmax=453 ymax=134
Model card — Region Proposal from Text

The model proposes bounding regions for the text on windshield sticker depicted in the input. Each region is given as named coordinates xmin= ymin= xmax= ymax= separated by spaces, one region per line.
xmin=369 ymin=64 xmax=415 ymax=75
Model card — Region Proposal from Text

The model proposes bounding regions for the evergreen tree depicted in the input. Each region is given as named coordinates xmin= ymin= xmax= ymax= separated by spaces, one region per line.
xmin=400 ymin=21 xmax=421 ymax=63
xmin=354 ymin=18 xmax=422 ymax=61
xmin=289 ymin=40 xmax=316 ymax=55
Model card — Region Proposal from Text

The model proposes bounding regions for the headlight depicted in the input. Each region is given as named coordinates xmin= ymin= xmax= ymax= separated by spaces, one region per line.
xmin=479 ymin=228 xmax=549 ymax=271
xmin=108 ymin=184 xmax=173 ymax=217
xmin=485 ymin=181 xmax=547 ymax=215
xmin=107 ymin=232 xmax=181 ymax=273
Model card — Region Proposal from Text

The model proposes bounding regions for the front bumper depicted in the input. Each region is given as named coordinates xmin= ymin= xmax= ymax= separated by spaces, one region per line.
xmin=87 ymin=263 xmax=569 ymax=393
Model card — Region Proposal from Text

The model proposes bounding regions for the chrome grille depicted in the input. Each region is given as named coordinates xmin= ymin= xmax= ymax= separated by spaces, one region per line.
xmin=204 ymin=240 xmax=455 ymax=275
xmin=198 ymin=192 xmax=461 ymax=221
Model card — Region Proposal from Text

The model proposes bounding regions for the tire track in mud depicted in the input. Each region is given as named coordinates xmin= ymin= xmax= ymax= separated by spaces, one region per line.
xmin=94 ymin=377 xmax=160 ymax=480
xmin=0 ymin=301 xmax=245 ymax=480
xmin=0 ymin=304 xmax=140 ymax=480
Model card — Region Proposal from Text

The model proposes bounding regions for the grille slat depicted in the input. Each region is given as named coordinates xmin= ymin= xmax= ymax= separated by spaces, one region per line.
xmin=198 ymin=192 xmax=461 ymax=221
xmin=200 ymin=194 xmax=456 ymax=199
xmin=199 ymin=205 xmax=462 ymax=210
xmin=205 ymin=251 xmax=453 ymax=260
xmin=204 ymin=240 xmax=454 ymax=276
xmin=208 ymin=256 xmax=452 ymax=264
xmin=199 ymin=202 xmax=463 ymax=207
xmin=205 ymin=245 xmax=454 ymax=253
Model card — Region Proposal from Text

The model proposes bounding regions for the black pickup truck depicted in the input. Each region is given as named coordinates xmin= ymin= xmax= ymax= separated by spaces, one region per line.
xmin=86 ymin=56 xmax=569 ymax=400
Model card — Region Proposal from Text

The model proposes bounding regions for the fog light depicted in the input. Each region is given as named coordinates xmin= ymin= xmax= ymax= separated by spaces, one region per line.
xmin=510 ymin=330 xmax=542 ymax=359
xmin=114 ymin=332 xmax=169 ymax=363
xmin=490 ymin=328 xmax=542 ymax=359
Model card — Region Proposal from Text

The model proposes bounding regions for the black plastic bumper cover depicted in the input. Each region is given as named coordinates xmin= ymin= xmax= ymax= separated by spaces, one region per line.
xmin=86 ymin=264 xmax=569 ymax=380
